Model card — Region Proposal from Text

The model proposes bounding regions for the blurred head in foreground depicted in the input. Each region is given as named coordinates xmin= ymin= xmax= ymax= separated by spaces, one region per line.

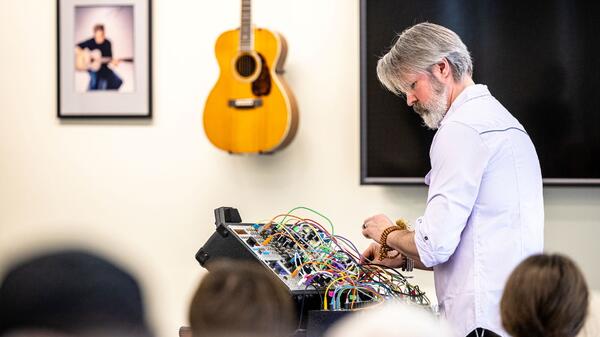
xmin=0 ymin=249 xmax=151 ymax=337
xmin=189 ymin=259 xmax=295 ymax=337
xmin=501 ymin=253 xmax=589 ymax=337
xmin=325 ymin=301 xmax=452 ymax=337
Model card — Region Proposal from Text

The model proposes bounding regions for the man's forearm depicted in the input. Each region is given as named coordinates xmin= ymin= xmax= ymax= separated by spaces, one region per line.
xmin=387 ymin=230 xmax=432 ymax=271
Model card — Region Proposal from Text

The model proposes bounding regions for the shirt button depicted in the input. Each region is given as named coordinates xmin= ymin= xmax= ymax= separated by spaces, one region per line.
xmin=424 ymin=236 xmax=429 ymax=241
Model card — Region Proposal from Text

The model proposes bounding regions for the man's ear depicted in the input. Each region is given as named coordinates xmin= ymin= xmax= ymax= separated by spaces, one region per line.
xmin=437 ymin=58 xmax=451 ymax=80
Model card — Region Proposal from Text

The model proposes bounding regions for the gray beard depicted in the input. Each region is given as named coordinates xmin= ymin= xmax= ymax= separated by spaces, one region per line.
xmin=413 ymin=81 xmax=449 ymax=130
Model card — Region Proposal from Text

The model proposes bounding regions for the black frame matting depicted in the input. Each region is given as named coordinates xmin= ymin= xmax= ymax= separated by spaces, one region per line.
xmin=57 ymin=0 xmax=152 ymax=118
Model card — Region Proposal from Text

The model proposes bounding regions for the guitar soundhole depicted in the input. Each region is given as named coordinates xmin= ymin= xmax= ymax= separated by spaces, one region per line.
xmin=235 ymin=54 xmax=257 ymax=77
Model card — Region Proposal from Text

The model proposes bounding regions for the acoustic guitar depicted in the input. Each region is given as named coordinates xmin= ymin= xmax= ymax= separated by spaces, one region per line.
xmin=203 ymin=0 xmax=298 ymax=154
xmin=75 ymin=48 xmax=133 ymax=72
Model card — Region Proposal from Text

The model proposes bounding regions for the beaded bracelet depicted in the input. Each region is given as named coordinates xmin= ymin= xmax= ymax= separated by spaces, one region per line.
xmin=377 ymin=219 xmax=414 ymax=272
xmin=378 ymin=225 xmax=402 ymax=260
xmin=396 ymin=219 xmax=414 ymax=272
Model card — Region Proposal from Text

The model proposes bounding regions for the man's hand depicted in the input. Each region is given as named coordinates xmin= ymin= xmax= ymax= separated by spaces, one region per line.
xmin=360 ymin=242 xmax=405 ymax=268
xmin=360 ymin=214 xmax=428 ymax=270
xmin=110 ymin=59 xmax=121 ymax=67
xmin=361 ymin=214 xmax=395 ymax=242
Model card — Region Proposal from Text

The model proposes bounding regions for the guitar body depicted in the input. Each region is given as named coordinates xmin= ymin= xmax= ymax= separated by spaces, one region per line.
xmin=203 ymin=27 xmax=298 ymax=154
xmin=75 ymin=48 xmax=134 ymax=72
xmin=75 ymin=48 xmax=105 ymax=72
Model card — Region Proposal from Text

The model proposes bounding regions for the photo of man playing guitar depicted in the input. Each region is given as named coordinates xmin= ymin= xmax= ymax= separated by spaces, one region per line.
xmin=75 ymin=24 xmax=124 ymax=91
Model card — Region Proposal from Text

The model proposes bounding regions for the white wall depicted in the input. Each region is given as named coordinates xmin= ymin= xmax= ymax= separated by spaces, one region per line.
xmin=0 ymin=1 xmax=598 ymax=337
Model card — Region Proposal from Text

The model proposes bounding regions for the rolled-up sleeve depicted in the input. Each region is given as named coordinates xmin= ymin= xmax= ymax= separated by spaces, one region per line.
xmin=415 ymin=121 xmax=491 ymax=267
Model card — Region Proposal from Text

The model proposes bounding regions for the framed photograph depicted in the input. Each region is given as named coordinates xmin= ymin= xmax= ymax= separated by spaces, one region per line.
xmin=57 ymin=0 xmax=151 ymax=118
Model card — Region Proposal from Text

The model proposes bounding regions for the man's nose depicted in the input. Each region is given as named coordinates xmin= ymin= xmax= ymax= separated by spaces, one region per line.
xmin=406 ymin=93 xmax=417 ymax=106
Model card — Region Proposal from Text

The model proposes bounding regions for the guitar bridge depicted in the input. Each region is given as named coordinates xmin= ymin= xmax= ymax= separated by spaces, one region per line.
xmin=228 ymin=98 xmax=263 ymax=109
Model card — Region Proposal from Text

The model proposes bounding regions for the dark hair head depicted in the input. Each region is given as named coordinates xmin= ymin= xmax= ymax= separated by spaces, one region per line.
xmin=0 ymin=250 xmax=151 ymax=337
xmin=93 ymin=24 xmax=104 ymax=33
xmin=501 ymin=254 xmax=589 ymax=337
xmin=189 ymin=259 xmax=295 ymax=337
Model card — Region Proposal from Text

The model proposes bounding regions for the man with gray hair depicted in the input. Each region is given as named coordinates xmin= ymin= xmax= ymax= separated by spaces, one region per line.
xmin=360 ymin=23 xmax=544 ymax=337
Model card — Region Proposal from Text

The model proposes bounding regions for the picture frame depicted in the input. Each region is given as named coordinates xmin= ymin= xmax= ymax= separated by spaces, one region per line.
xmin=57 ymin=0 xmax=151 ymax=118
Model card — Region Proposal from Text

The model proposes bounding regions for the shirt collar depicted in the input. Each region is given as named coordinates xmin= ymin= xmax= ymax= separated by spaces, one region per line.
xmin=441 ymin=84 xmax=491 ymax=125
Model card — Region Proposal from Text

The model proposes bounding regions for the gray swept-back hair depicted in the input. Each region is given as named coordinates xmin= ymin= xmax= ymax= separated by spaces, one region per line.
xmin=377 ymin=22 xmax=473 ymax=96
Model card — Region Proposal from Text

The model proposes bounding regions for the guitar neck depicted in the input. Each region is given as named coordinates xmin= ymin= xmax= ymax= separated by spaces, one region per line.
xmin=100 ymin=57 xmax=134 ymax=63
xmin=240 ymin=0 xmax=253 ymax=52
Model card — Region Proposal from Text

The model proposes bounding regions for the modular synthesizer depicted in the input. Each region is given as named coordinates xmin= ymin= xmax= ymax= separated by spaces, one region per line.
xmin=196 ymin=207 xmax=430 ymax=335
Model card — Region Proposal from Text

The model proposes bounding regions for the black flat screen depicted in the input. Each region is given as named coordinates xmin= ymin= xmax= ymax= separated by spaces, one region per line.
xmin=360 ymin=0 xmax=600 ymax=185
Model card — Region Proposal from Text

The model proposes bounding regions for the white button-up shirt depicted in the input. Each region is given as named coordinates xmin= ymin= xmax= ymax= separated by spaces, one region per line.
xmin=413 ymin=84 xmax=544 ymax=337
